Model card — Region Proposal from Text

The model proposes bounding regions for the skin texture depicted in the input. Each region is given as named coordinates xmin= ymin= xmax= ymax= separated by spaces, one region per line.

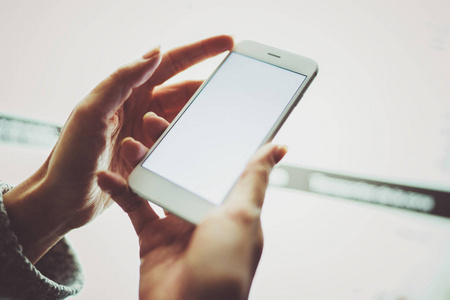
xmin=3 ymin=35 xmax=234 ymax=263
xmin=98 ymin=139 xmax=287 ymax=300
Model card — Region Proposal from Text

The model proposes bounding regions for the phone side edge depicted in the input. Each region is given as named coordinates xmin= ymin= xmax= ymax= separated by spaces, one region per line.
xmin=129 ymin=166 xmax=215 ymax=224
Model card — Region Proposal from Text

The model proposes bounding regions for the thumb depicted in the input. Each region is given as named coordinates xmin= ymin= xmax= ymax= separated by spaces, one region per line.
xmin=225 ymin=144 xmax=288 ymax=211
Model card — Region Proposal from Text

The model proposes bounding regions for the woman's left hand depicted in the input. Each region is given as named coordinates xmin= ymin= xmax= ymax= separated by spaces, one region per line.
xmin=3 ymin=35 xmax=233 ymax=263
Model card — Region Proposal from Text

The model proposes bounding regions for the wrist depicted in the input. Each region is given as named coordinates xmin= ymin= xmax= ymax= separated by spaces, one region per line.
xmin=3 ymin=176 xmax=70 ymax=263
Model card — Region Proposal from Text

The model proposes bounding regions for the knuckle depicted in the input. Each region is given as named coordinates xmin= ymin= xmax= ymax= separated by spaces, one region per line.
xmin=71 ymin=102 xmax=94 ymax=125
xmin=227 ymin=207 xmax=261 ymax=226
xmin=167 ymin=51 xmax=184 ymax=73
xmin=123 ymin=197 xmax=146 ymax=214
xmin=109 ymin=66 xmax=134 ymax=96
xmin=73 ymin=101 xmax=91 ymax=117
xmin=110 ymin=65 xmax=131 ymax=81
xmin=243 ymin=162 xmax=270 ymax=185
xmin=72 ymin=101 xmax=108 ymax=131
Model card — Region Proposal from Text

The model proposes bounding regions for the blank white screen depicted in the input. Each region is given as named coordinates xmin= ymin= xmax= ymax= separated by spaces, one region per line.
xmin=142 ymin=53 xmax=306 ymax=205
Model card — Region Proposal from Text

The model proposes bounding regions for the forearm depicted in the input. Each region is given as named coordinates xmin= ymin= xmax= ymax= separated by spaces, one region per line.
xmin=0 ymin=181 xmax=84 ymax=298
xmin=2 ymin=175 xmax=71 ymax=264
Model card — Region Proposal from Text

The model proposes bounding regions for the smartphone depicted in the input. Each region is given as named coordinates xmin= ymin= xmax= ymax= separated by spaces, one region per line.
xmin=128 ymin=40 xmax=318 ymax=224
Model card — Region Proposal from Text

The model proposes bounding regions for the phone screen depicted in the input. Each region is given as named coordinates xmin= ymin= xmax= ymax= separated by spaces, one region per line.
xmin=142 ymin=52 xmax=307 ymax=205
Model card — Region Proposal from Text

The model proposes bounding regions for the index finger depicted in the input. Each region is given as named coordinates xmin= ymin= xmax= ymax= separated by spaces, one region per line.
xmin=144 ymin=35 xmax=234 ymax=87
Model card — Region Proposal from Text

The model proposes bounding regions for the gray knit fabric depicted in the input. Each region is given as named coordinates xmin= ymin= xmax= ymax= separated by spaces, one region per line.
xmin=0 ymin=181 xmax=84 ymax=300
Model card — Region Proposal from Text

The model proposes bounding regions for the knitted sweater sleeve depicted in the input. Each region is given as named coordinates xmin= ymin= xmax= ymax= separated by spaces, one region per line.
xmin=0 ymin=181 xmax=84 ymax=300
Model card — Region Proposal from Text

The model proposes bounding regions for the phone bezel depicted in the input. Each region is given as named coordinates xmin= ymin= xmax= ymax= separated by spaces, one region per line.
xmin=128 ymin=40 xmax=318 ymax=224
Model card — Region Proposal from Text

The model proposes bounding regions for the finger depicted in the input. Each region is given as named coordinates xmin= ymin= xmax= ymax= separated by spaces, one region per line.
xmin=225 ymin=144 xmax=288 ymax=210
xmin=120 ymin=137 xmax=149 ymax=167
xmin=152 ymin=80 xmax=203 ymax=109
xmin=97 ymin=171 xmax=159 ymax=233
xmin=142 ymin=112 xmax=170 ymax=145
xmin=144 ymin=35 xmax=233 ymax=87
xmin=150 ymin=80 xmax=203 ymax=119
xmin=81 ymin=48 xmax=162 ymax=122
xmin=48 ymin=50 xmax=161 ymax=182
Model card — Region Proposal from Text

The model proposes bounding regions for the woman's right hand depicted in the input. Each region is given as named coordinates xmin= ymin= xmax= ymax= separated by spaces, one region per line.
xmin=98 ymin=137 xmax=287 ymax=300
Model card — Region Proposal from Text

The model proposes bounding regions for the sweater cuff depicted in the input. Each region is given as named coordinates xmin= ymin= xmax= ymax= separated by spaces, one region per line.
xmin=0 ymin=181 xmax=84 ymax=300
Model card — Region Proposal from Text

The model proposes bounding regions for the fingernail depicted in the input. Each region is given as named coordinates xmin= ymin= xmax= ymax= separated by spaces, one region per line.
xmin=274 ymin=145 xmax=288 ymax=163
xmin=143 ymin=45 xmax=161 ymax=59
xmin=143 ymin=111 xmax=157 ymax=119
xmin=96 ymin=173 xmax=110 ymax=193
xmin=121 ymin=137 xmax=135 ymax=146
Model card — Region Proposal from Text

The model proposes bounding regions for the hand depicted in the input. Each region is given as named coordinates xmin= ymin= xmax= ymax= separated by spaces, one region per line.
xmin=3 ymin=36 xmax=234 ymax=263
xmin=98 ymin=138 xmax=287 ymax=300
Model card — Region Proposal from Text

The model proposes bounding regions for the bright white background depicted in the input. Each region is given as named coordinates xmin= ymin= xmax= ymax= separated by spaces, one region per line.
xmin=1 ymin=0 xmax=450 ymax=299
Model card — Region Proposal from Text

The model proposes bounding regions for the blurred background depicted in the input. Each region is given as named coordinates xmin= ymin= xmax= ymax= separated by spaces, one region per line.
xmin=1 ymin=0 xmax=450 ymax=299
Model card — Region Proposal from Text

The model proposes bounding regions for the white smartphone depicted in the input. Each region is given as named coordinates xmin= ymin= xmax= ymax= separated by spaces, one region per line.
xmin=129 ymin=40 xmax=318 ymax=224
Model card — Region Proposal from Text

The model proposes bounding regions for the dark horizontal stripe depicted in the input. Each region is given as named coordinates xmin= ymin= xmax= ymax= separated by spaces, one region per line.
xmin=271 ymin=164 xmax=450 ymax=219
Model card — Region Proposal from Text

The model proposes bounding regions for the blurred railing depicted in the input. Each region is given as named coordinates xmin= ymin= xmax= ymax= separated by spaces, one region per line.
xmin=2 ymin=113 xmax=449 ymax=218
xmin=0 ymin=113 xmax=61 ymax=148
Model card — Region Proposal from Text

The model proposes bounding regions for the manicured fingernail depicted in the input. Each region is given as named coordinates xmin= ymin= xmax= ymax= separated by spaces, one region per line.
xmin=274 ymin=145 xmax=288 ymax=163
xmin=143 ymin=45 xmax=161 ymax=59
